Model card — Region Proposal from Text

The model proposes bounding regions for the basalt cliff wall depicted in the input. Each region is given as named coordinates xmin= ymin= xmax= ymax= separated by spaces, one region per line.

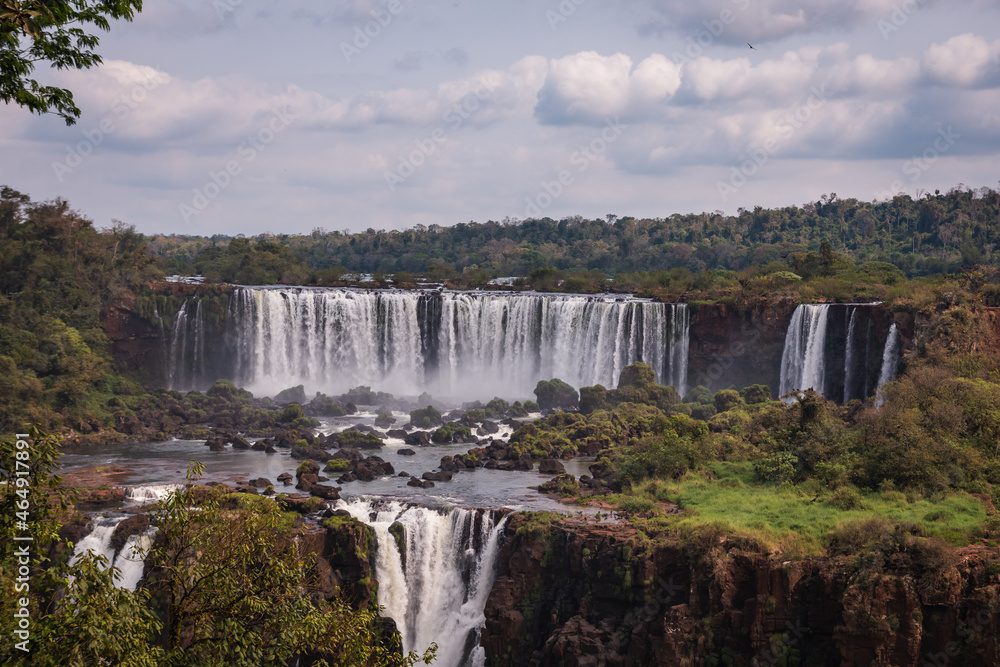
xmin=480 ymin=513 xmax=999 ymax=667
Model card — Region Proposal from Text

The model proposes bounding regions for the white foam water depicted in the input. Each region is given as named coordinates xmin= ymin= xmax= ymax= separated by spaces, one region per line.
xmin=336 ymin=498 xmax=508 ymax=667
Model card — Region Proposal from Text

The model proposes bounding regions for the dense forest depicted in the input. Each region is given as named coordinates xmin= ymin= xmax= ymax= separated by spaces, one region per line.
xmin=148 ymin=184 xmax=1000 ymax=285
xmin=0 ymin=187 xmax=159 ymax=434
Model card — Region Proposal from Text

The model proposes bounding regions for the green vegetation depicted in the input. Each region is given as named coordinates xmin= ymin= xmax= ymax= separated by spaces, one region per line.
xmin=335 ymin=430 xmax=383 ymax=448
xmin=0 ymin=188 xmax=161 ymax=437
xmin=1 ymin=0 xmax=143 ymax=125
xmin=533 ymin=378 xmax=579 ymax=411
xmin=147 ymin=187 xmax=1000 ymax=290
xmin=0 ymin=431 xmax=436 ymax=665
xmin=326 ymin=458 xmax=350 ymax=472
xmin=409 ymin=405 xmax=443 ymax=428
xmin=513 ymin=275 xmax=1000 ymax=556
xmin=641 ymin=462 xmax=986 ymax=555
xmin=431 ymin=422 xmax=472 ymax=443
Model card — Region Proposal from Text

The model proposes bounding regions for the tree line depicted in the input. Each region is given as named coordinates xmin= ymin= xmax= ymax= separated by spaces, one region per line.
xmin=147 ymin=184 xmax=1000 ymax=284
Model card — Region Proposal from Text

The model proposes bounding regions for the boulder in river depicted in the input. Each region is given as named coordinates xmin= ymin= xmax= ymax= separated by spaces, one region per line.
xmin=331 ymin=430 xmax=384 ymax=449
xmin=292 ymin=445 xmax=330 ymax=461
xmin=309 ymin=483 xmax=341 ymax=500
xmin=404 ymin=431 xmax=432 ymax=446
xmin=230 ymin=436 xmax=251 ymax=450
xmin=538 ymin=459 xmax=565 ymax=475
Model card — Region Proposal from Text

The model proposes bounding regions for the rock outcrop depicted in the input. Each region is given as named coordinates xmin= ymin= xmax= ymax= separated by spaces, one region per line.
xmin=481 ymin=513 xmax=1000 ymax=666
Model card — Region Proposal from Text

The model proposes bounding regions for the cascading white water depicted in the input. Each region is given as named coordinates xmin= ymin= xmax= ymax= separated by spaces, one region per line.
xmin=114 ymin=529 xmax=156 ymax=590
xmin=230 ymin=289 xmax=691 ymax=399
xmin=667 ymin=303 xmax=690 ymax=398
xmin=168 ymin=300 xmax=206 ymax=391
xmin=124 ymin=484 xmax=181 ymax=504
xmin=336 ymin=499 xmax=507 ymax=667
xmin=168 ymin=300 xmax=188 ymax=390
xmin=843 ymin=307 xmax=857 ymax=404
xmin=779 ymin=304 xmax=831 ymax=403
xmin=70 ymin=517 xmax=121 ymax=568
xmin=193 ymin=300 xmax=205 ymax=383
xmin=875 ymin=323 xmax=901 ymax=407
xmin=69 ymin=517 xmax=156 ymax=591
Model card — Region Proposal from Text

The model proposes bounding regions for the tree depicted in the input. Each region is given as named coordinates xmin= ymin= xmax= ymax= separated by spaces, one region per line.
xmin=1 ymin=427 xmax=163 ymax=665
xmin=1 ymin=431 xmax=435 ymax=666
xmin=147 ymin=468 xmax=434 ymax=666
xmin=1 ymin=0 xmax=144 ymax=125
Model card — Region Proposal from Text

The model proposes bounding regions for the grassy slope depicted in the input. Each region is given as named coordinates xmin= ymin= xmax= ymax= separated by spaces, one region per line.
xmin=620 ymin=462 xmax=989 ymax=556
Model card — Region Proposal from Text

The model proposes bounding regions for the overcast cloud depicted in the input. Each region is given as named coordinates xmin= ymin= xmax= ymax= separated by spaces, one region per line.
xmin=1 ymin=0 xmax=998 ymax=234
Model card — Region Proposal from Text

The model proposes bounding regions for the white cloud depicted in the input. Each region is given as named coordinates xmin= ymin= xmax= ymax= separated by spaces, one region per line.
xmin=923 ymin=33 xmax=1000 ymax=88
xmin=826 ymin=54 xmax=921 ymax=96
xmin=5 ymin=4 xmax=1000 ymax=237
xmin=677 ymin=50 xmax=817 ymax=103
xmin=535 ymin=52 xmax=681 ymax=124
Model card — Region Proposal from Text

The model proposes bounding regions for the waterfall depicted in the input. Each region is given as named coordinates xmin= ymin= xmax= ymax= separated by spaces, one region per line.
xmin=667 ymin=303 xmax=690 ymax=397
xmin=168 ymin=300 xmax=207 ymax=391
xmin=192 ymin=300 xmax=205 ymax=386
xmin=779 ymin=304 xmax=831 ymax=403
xmin=124 ymin=484 xmax=181 ymax=504
xmin=69 ymin=516 xmax=155 ymax=591
xmin=168 ymin=300 xmax=188 ymax=390
xmin=843 ymin=307 xmax=857 ymax=404
xmin=875 ymin=324 xmax=901 ymax=407
xmin=112 ymin=529 xmax=156 ymax=590
xmin=228 ymin=289 xmax=691 ymax=399
xmin=69 ymin=517 xmax=121 ymax=568
xmin=337 ymin=499 xmax=508 ymax=667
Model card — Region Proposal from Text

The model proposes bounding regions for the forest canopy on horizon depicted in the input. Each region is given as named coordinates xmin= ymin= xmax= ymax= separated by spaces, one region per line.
xmin=144 ymin=184 xmax=1000 ymax=284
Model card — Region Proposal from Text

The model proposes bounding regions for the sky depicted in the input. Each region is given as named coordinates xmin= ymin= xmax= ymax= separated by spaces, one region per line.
xmin=2 ymin=0 xmax=1000 ymax=236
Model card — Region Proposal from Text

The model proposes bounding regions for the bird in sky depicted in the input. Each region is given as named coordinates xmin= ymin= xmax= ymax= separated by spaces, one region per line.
xmin=748 ymin=42 xmax=756 ymax=50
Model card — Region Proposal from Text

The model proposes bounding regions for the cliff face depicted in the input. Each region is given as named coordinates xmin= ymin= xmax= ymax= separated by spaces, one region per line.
xmin=106 ymin=288 xmax=913 ymax=401
xmin=105 ymin=282 xmax=235 ymax=387
xmin=104 ymin=290 xmax=168 ymax=385
xmin=481 ymin=514 xmax=1000 ymax=667
xmin=686 ymin=300 xmax=797 ymax=394
xmin=687 ymin=300 xmax=913 ymax=399
xmin=299 ymin=515 xmax=379 ymax=609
